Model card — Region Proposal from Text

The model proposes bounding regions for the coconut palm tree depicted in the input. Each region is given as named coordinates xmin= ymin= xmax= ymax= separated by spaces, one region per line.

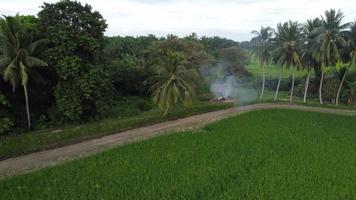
xmin=0 ymin=15 xmax=49 ymax=128
xmin=350 ymin=22 xmax=356 ymax=68
xmin=250 ymin=26 xmax=274 ymax=100
xmin=301 ymin=18 xmax=323 ymax=103
xmin=272 ymin=21 xmax=303 ymax=103
xmin=312 ymin=9 xmax=349 ymax=105
xmin=148 ymin=51 xmax=197 ymax=115
xmin=335 ymin=21 xmax=356 ymax=105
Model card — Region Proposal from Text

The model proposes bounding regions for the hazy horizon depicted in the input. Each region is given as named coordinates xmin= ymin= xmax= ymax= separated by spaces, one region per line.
xmin=1 ymin=0 xmax=356 ymax=41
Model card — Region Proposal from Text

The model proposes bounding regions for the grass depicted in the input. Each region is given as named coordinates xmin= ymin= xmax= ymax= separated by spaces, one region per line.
xmin=2 ymin=109 xmax=356 ymax=199
xmin=246 ymin=61 xmax=311 ymax=78
xmin=0 ymin=101 xmax=233 ymax=160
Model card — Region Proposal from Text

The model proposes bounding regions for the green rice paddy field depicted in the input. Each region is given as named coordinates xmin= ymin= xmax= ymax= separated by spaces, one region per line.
xmin=2 ymin=109 xmax=356 ymax=199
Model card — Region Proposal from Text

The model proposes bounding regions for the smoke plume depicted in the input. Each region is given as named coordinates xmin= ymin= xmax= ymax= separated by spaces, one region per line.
xmin=200 ymin=61 xmax=257 ymax=104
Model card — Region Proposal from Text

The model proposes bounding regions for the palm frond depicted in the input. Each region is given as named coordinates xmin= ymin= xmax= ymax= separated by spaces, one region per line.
xmin=25 ymin=56 xmax=48 ymax=68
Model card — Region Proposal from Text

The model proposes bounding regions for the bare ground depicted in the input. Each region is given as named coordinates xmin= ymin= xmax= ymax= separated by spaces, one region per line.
xmin=1 ymin=103 xmax=356 ymax=178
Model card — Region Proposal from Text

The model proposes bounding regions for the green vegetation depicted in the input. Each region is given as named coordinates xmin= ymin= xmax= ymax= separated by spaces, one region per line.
xmin=0 ymin=0 xmax=243 ymax=135
xmin=0 ymin=15 xmax=49 ymax=128
xmin=148 ymin=51 xmax=198 ymax=115
xmin=0 ymin=101 xmax=232 ymax=159
xmin=246 ymin=61 xmax=308 ymax=78
xmin=250 ymin=26 xmax=274 ymax=99
xmin=248 ymin=9 xmax=356 ymax=105
xmin=2 ymin=109 xmax=356 ymax=199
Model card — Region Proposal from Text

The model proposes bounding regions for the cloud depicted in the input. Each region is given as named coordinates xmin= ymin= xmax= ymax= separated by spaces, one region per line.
xmin=1 ymin=0 xmax=356 ymax=41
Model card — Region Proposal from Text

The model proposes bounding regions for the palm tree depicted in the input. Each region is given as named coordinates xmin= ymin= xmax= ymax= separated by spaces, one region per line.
xmin=148 ymin=51 xmax=197 ymax=115
xmin=272 ymin=21 xmax=303 ymax=104
xmin=350 ymin=22 xmax=356 ymax=69
xmin=312 ymin=9 xmax=349 ymax=105
xmin=301 ymin=18 xmax=323 ymax=103
xmin=0 ymin=15 xmax=49 ymax=128
xmin=335 ymin=21 xmax=356 ymax=105
xmin=250 ymin=26 xmax=274 ymax=100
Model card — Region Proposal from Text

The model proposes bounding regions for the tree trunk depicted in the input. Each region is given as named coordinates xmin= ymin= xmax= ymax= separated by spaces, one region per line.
xmin=290 ymin=74 xmax=295 ymax=104
xmin=319 ymin=71 xmax=324 ymax=105
xmin=274 ymin=73 xmax=281 ymax=101
xmin=259 ymin=65 xmax=265 ymax=100
xmin=163 ymin=106 xmax=170 ymax=116
xmin=23 ymin=85 xmax=31 ymax=129
xmin=336 ymin=69 xmax=348 ymax=106
xmin=303 ymin=71 xmax=311 ymax=103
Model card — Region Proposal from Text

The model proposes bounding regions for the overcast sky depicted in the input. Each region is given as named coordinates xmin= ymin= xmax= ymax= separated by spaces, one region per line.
xmin=1 ymin=0 xmax=356 ymax=41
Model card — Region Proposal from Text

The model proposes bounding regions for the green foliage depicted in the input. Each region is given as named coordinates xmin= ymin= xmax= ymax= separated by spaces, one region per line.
xmin=272 ymin=21 xmax=303 ymax=69
xmin=147 ymin=37 xmax=212 ymax=69
xmin=0 ymin=92 xmax=13 ymax=135
xmin=200 ymin=36 xmax=240 ymax=58
xmin=312 ymin=9 xmax=349 ymax=66
xmin=149 ymin=51 xmax=198 ymax=114
xmin=0 ymin=15 xmax=49 ymax=128
xmin=218 ymin=46 xmax=250 ymax=75
xmin=109 ymin=97 xmax=153 ymax=117
xmin=301 ymin=18 xmax=322 ymax=73
xmin=37 ymin=0 xmax=111 ymax=122
xmin=250 ymin=26 xmax=274 ymax=65
xmin=2 ymin=110 xmax=356 ymax=199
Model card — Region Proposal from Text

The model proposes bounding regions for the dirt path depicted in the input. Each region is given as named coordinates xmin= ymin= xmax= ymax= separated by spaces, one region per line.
xmin=2 ymin=103 xmax=356 ymax=178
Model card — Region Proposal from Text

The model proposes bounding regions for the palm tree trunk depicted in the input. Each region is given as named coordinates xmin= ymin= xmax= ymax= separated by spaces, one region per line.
xmin=274 ymin=73 xmax=281 ymax=101
xmin=336 ymin=69 xmax=348 ymax=106
xmin=290 ymin=74 xmax=295 ymax=104
xmin=259 ymin=65 xmax=265 ymax=100
xmin=303 ymin=71 xmax=311 ymax=103
xmin=319 ymin=71 xmax=324 ymax=105
xmin=163 ymin=106 xmax=169 ymax=116
xmin=23 ymin=85 xmax=31 ymax=129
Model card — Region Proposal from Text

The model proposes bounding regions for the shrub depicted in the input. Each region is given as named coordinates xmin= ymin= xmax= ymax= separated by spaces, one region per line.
xmin=0 ymin=93 xmax=13 ymax=135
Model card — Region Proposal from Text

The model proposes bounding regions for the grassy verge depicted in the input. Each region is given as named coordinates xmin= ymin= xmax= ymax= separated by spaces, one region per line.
xmin=2 ymin=109 xmax=356 ymax=199
xmin=0 ymin=102 xmax=233 ymax=160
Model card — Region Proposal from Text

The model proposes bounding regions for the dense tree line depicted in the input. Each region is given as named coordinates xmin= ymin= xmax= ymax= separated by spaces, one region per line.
xmin=250 ymin=9 xmax=356 ymax=104
xmin=0 ymin=0 xmax=249 ymax=134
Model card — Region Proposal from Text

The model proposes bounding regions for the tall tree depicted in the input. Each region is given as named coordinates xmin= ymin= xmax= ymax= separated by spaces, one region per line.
xmin=251 ymin=27 xmax=274 ymax=100
xmin=273 ymin=21 xmax=303 ymax=103
xmin=312 ymin=9 xmax=349 ymax=104
xmin=38 ymin=0 xmax=110 ymax=121
xmin=301 ymin=18 xmax=323 ymax=103
xmin=0 ymin=15 xmax=48 ymax=128
xmin=148 ymin=51 xmax=197 ymax=115
xmin=335 ymin=21 xmax=356 ymax=105
xmin=350 ymin=22 xmax=356 ymax=70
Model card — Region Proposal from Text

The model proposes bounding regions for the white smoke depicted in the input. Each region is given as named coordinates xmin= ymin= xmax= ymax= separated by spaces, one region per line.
xmin=200 ymin=61 xmax=257 ymax=103
xmin=210 ymin=76 xmax=235 ymax=98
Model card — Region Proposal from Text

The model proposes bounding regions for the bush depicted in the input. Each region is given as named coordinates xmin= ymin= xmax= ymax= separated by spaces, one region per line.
xmin=109 ymin=97 xmax=153 ymax=117
xmin=0 ymin=93 xmax=13 ymax=135
xmin=323 ymin=76 xmax=340 ymax=103
xmin=0 ymin=118 xmax=13 ymax=135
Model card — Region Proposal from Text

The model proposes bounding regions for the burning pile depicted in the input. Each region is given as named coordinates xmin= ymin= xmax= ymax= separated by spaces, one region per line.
xmin=209 ymin=96 xmax=234 ymax=103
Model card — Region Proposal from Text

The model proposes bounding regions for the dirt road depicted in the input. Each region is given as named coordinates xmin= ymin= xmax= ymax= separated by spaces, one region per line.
xmin=1 ymin=103 xmax=356 ymax=178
